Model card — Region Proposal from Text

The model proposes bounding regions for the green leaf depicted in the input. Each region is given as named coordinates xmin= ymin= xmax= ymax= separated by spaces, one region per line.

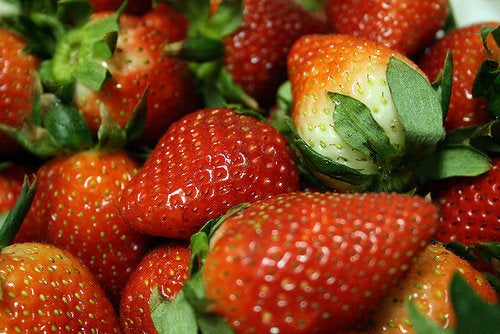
xmin=478 ymin=25 xmax=500 ymax=54
xmin=387 ymin=56 xmax=446 ymax=155
xmin=0 ymin=176 xmax=37 ymax=248
xmin=124 ymin=86 xmax=148 ymax=143
xmin=329 ymin=92 xmax=399 ymax=164
xmin=97 ymin=106 xmax=127 ymax=151
xmin=151 ymin=290 xmax=198 ymax=334
xmin=451 ymin=273 xmax=500 ymax=334
xmin=431 ymin=51 xmax=453 ymax=118
xmin=42 ymin=94 xmax=94 ymax=152
xmin=408 ymin=299 xmax=452 ymax=334
xmin=286 ymin=117 xmax=373 ymax=190
xmin=419 ymin=144 xmax=491 ymax=180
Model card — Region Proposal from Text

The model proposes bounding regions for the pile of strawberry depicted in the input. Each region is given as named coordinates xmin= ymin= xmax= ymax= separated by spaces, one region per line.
xmin=0 ymin=0 xmax=499 ymax=333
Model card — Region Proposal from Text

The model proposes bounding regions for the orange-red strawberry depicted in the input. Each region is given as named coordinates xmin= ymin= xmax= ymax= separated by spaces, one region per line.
xmin=325 ymin=0 xmax=449 ymax=58
xmin=419 ymin=22 xmax=500 ymax=131
xmin=286 ymin=33 xmax=450 ymax=192
xmin=430 ymin=157 xmax=500 ymax=245
xmin=366 ymin=242 xmax=498 ymax=333
xmin=0 ymin=242 xmax=122 ymax=333
xmin=120 ymin=242 xmax=190 ymax=334
xmin=0 ymin=28 xmax=40 ymax=158
xmin=72 ymin=2 xmax=200 ymax=146
xmin=174 ymin=191 xmax=440 ymax=333
xmin=19 ymin=149 xmax=152 ymax=305
xmin=118 ymin=107 xmax=300 ymax=239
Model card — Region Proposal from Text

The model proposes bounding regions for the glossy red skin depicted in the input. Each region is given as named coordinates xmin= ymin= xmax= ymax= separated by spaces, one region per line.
xmin=120 ymin=242 xmax=190 ymax=334
xmin=431 ymin=157 xmax=500 ymax=245
xmin=367 ymin=243 xmax=498 ymax=333
xmin=203 ymin=192 xmax=440 ymax=333
xmin=223 ymin=0 xmax=328 ymax=108
xmin=419 ymin=22 xmax=500 ymax=131
xmin=118 ymin=107 xmax=300 ymax=239
xmin=74 ymin=3 xmax=201 ymax=147
xmin=17 ymin=150 xmax=152 ymax=306
xmin=0 ymin=28 xmax=40 ymax=158
xmin=0 ymin=242 xmax=122 ymax=333
xmin=325 ymin=0 xmax=449 ymax=58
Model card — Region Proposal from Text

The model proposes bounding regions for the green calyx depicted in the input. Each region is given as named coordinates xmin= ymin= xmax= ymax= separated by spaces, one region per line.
xmin=289 ymin=54 xmax=493 ymax=193
xmin=47 ymin=1 xmax=124 ymax=91
xmin=150 ymin=203 xmax=249 ymax=334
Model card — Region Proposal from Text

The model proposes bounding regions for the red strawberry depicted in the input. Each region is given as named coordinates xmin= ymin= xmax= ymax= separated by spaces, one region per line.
xmin=73 ymin=2 xmax=201 ymax=146
xmin=430 ymin=156 xmax=500 ymax=245
xmin=286 ymin=33 xmax=448 ymax=192
xmin=120 ymin=241 xmax=190 ymax=334
xmin=419 ymin=22 xmax=500 ymax=131
xmin=221 ymin=0 xmax=328 ymax=108
xmin=0 ymin=163 xmax=26 ymax=214
xmin=0 ymin=28 xmax=40 ymax=158
xmin=18 ymin=149 xmax=152 ymax=305
xmin=324 ymin=0 xmax=449 ymax=58
xmin=0 ymin=242 xmax=122 ymax=333
xmin=198 ymin=191 xmax=439 ymax=333
xmin=118 ymin=107 xmax=300 ymax=239
xmin=366 ymin=242 xmax=498 ymax=333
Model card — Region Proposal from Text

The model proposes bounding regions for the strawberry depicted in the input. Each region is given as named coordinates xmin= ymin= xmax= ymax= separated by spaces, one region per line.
xmin=152 ymin=191 xmax=440 ymax=333
xmin=419 ymin=22 xmax=500 ymax=131
xmin=167 ymin=0 xmax=328 ymax=110
xmin=220 ymin=0 xmax=329 ymax=108
xmin=0 ymin=162 xmax=26 ymax=214
xmin=20 ymin=149 xmax=152 ymax=305
xmin=70 ymin=2 xmax=200 ymax=147
xmin=430 ymin=156 xmax=500 ymax=245
xmin=118 ymin=107 xmax=300 ymax=239
xmin=324 ymin=0 xmax=449 ymax=58
xmin=366 ymin=242 xmax=498 ymax=333
xmin=286 ymin=33 xmax=453 ymax=192
xmin=0 ymin=28 xmax=40 ymax=158
xmin=120 ymin=241 xmax=191 ymax=334
xmin=0 ymin=242 xmax=123 ymax=333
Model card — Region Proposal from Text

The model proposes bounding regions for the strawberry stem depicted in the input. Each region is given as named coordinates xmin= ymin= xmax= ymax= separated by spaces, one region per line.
xmin=0 ymin=176 xmax=37 ymax=248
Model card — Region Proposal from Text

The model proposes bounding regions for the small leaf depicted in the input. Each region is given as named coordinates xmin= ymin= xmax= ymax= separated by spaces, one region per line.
xmin=329 ymin=92 xmax=399 ymax=163
xmin=387 ymin=57 xmax=446 ymax=155
xmin=124 ymin=86 xmax=148 ymax=143
xmin=419 ymin=144 xmax=491 ymax=180
xmin=151 ymin=290 xmax=198 ymax=334
xmin=451 ymin=273 xmax=500 ymax=334
xmin=408 ymin=299 xmax=452 ymax=334
xmin=286 ymin=118 xmax=373 ymax=190
xmin=0 ymin=176 xmax=37 ymax=248
xmin=431 ymin=51 xmax=453 ymax=118
xmin=42 ymin=94 xmax=94 ymax=152
xmin=97 ymin=106 xmax=127 ymax=150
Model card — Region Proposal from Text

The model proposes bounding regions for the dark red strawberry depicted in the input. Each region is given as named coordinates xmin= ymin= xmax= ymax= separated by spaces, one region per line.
xmin=325 ymin=0 xmax=449 ymax=58
xmin=419 ymin=22 xmax=500 ymax=131
xmin=118 ymin=107 xmax=300 ymax=239
xmin=0 ymin=163 xmax=26 ymax=214
xmin=221 ymin=0 xmax=329 ymax=108
xmin=0 ymin=28 xmax=40 ymax=158
xmin=430 ymin=156 xmax=500 ymax=245
xmin=120 ymin=241 xmax=191 ymax=334
xmin=71 ymin=2 xmax=201 ymax=146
